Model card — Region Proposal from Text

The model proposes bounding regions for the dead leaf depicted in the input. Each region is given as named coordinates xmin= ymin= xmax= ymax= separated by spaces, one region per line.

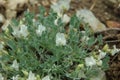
xmin=106 ymin=21 xmax=120 ymax=28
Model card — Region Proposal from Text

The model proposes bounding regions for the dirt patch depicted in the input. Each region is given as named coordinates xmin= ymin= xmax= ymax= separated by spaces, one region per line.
xmin=70 ymin=0 xmax=120 ymax=22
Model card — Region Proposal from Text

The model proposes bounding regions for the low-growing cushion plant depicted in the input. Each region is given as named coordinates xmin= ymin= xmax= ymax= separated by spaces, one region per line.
xmin=0 ymin=6 xmax=120 ymax=80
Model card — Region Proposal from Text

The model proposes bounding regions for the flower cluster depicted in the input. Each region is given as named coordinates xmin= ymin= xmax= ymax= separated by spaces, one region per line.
xmin=11 ymin=59 xmax=19 ymax=71
xmin=36 ymin=24 xmax=46 ymax=36
xmin=56 ymin=32 xmax=66 ymax=46
xmin=51 ymin=0 xmax=71 ymax=16
xmin=12 ymin=24 xmax=29 ymax=38
xmin=85 ymin=44 xmax=120 ymax=67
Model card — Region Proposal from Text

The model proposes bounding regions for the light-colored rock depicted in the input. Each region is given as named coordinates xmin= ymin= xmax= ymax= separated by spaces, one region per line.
xmin=76 ymin=9 xmax=106 ymax=32
xmin=7 ymin=0 xmax=28 ymax=10
xmin=0 ymin=0 xmax=6 ymax=5
xmin=0 ymin=13 xmax=5 ymax=23
xmin=29 ymin=0 xmax=38 ymax=5
xmin=6 ymin=9 xmax=17 ymax=19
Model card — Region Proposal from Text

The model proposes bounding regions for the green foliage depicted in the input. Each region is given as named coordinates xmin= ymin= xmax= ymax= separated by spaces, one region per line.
xmin=0 ymin=6 xmax=111 ymax=80
xmin=102 ymin=55 xmax=110 ymax=71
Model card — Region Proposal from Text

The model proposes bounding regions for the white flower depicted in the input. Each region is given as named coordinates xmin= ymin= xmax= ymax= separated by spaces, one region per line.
xmin=19 ymin=25 xmax=29 ymax=38
xmin=12 ymin=27 xmax=20 ymax=37
xmin=56 ymin=33 xmax=66 ymax=46
xmin=42 ymin=75 xmax=50 ymax=80
xmin=54 ymin=14 xmax=70 ymax=25
xmin=62 ymin=14 xmax=70 ymax=23
xmin=81 ymin=36 xmax=90 ymax=42
xmin=0 ymin=73 xmax=4 ymax=80
xmin=12 ymin=24 xmax=29 ymax=38
xmin=51 ymin=0 xmax=71 ymax=15
xmin=85 ymin=56 xmax=96 ymax=67
xmin=27 ymin=71 xmax=36 ymax=80
xmin=54 ymin=17 xmax=59 ymax=25
xmin=96 ymin=60 xmax=102 ymax=66
xmin=32 ymin=19 xmax=36 ymax=23
xmin=11 ymin=60 xmax=19 ymax=71
xmin=81 ymin=31 xmax=90 ymax=42
xmin=36 ymin=24 xmax=46 ymax=36
xmin=58 ymin=0 xmax=71 ymax=11
xmin=111 ymin=45 xmax=120 ymax=56
xmin=98 ymin=50 xmax=106 ymax=60
xmin=51 ymin=3 xmax=61 ymax=15
xmin=12 ymin=75 xmax=19 ymax=80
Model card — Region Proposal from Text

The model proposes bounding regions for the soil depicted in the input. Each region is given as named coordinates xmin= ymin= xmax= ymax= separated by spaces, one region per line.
xmin=0 ymin=0 xmax=120 ymax=80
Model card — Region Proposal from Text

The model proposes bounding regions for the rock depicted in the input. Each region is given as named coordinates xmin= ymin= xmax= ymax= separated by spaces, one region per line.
xmin=0 ymin=0 xmax=29 ymax=28
xmin=76 ymin=9 xmax=106 ymax=32
xmin=29 ymin=0 xmax=38 ymax=5
xmin=0 ymin=0 xmax=6 ymax=5
xmin=41 ymin=0 xmax=50 ymax=7
xmin=6 ymin=9 xmax=17 ymax=19
xmin=0 ymin=13 xmax=5 ymax=23
xmin=7 ymin=0 xmax=28 ymax=10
